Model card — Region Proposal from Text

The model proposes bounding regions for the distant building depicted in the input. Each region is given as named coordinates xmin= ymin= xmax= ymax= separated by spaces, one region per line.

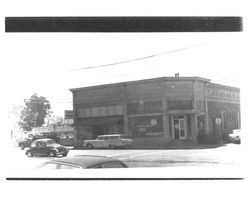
xmin=70 ymin=76 xmax=240 ymax=148
xmin=32 ymin=116 xmax=75 ymax=146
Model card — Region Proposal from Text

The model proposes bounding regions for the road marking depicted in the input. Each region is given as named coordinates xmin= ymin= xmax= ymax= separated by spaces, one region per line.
xmin=119 ymin=150 xmax=166 ymax=160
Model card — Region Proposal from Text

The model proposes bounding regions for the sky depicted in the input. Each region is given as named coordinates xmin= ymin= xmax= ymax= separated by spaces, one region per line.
xmin=4 ymin=32 xmax=245 ymax=118
xmin=1 ymin=0 xmax=248 ymax=130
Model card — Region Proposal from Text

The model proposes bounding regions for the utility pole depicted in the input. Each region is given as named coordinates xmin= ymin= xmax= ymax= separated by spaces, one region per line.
xmin=34 ymin=112 xmax=38 ymax=128
xmin=215 ymin=117 xmax=223 ymax=145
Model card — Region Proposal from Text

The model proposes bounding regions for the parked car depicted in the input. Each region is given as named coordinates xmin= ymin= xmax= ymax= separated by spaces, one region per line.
xmin=18 ymin=133 xmax=58 ymax=150
xmin=83 ymin=134 xmax=133 ymax=149
xmin=38 ymin=155 xmax=128 ymax=169
xmin=25 ymin=138 xmax=69 ymax=157
xmin=18 ymin=137 xmax=33 ymax=150
xmin=18 ymin=134 xmax=42 ymax=150
xmin=229 ymin=129 xmax=241 ymax=144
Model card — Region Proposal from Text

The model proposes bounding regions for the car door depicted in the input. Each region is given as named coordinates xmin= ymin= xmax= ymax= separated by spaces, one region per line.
xmin=113 ymin=136 xmax=121 ymax=146
xmin=30 ymin=141 xmax=39 ymax=155
xmin=40 ymin=141 xmax=50 ymax=156
xmin=103 ymin=136 xmax=111 ymax=148
xmin=95 ymin=136 xmax=104 ymax=148
xmin=34 ymin=141 xmax=47 ymax=156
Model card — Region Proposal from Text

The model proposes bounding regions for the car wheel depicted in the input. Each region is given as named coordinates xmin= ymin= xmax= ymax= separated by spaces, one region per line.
xmin=26 ymin=150 xmax=33 ymax=157
xmin=235 ymin=140 xmax=241 ymax=144
xmin=87 ymin=144 xmax=93 ymax=149
xmin=20 ymin=145 xmax=24 ymax=150
xmin=48 ymin=151 xmax=56 ymax=157
xmin=62 ymin=153 xmax=68 ymax=157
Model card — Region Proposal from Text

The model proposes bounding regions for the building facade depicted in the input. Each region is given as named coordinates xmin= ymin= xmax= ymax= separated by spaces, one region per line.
xmin=70 ymin=77 xmax=240 ymax=148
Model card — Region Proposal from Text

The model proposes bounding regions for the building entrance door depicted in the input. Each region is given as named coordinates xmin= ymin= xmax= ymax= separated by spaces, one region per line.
xmin=172 ymin=115 xmax=187 ymax=140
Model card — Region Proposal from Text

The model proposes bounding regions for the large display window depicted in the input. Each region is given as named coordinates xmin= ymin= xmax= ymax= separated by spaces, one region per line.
xmin=129 ymin=115 xmax=163 ymax=138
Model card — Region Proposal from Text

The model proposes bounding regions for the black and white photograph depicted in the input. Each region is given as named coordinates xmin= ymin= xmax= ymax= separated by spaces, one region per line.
xmin=1 ymin=0 xmax=249 ymax=197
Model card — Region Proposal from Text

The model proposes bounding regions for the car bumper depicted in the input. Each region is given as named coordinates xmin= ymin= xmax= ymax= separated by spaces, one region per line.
xmin=56 ymin=150 xmax=69 ymax=155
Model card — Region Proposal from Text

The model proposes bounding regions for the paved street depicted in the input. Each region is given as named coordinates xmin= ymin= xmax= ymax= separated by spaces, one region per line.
xmin=6 ymin=143 xmax=243 ymax=171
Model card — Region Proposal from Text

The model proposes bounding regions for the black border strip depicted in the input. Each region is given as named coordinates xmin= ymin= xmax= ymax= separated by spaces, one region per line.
xmin=6 ymin=177 xmax=244 ymax=181
xmin=5 ymin=16 xmax=243 ymax=32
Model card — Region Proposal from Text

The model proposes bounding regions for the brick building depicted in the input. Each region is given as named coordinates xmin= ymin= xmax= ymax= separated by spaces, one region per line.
xmin=70 ymin=76 xmax=240 ymax=148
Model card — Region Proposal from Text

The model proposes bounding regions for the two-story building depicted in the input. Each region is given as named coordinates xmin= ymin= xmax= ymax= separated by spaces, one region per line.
xmin=70 ymin=76 xmax=240 ymax=148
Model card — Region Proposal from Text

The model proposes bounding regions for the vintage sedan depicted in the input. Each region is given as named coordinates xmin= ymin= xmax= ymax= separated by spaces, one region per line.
xmin=25 ymin=138 xmax=69 ymax=157
xmin=229 ymin=129 xmax=241 ymax=144
xmin=83 ymin=134 xmax=133 ymax=149
xmin=38 ymin=155 xmax=128 ymax=169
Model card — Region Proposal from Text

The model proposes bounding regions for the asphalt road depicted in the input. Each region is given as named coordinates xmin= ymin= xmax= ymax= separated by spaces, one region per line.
xmin=7 ymin=143 xmax=242 ymax=170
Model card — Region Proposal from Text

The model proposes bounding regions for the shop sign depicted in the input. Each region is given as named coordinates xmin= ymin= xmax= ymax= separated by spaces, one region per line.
xmin=207 ymin=87 xmax=240 ymax=100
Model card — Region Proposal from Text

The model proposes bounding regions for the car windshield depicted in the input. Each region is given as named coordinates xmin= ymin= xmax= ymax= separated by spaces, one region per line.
xmin=119 ymin=136 xmax=130 ymax=139
xmin=46 ymin=139 xmax=56 ymax=145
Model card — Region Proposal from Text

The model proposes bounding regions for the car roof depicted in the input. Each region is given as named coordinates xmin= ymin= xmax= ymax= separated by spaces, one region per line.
xmin=33 ymin=138 xmax=55 ymax=142
xmin=97 ymin=134 xmax=126 ymax=137
xmin=47 ymin=155 xmax=123 ymax=168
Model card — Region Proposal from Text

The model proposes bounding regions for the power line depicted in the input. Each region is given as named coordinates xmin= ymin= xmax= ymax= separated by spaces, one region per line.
xmin=68 ymin=43 xmax=204 ymax=71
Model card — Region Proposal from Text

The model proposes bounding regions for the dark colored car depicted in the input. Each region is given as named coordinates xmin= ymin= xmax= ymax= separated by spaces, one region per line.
xmin=18 ymin=138 xmax=33 ymax=150
xmin=38 ymin=155 xmax=128 ymax=169
xmin=25 ymin=138 xmax=69 ymax=157
xmin=18 ymin=133 xmax=58 ymax=150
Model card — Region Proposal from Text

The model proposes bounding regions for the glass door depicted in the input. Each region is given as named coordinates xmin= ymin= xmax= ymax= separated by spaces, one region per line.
xmin=172 ymin=115 xmax=187 ymax=140
xmin=179 ymin=119 xmax=186 ymax=139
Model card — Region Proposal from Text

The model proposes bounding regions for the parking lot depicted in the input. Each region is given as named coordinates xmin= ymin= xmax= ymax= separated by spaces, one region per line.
xmin=7 ymin=143 xmax=243 ymax=170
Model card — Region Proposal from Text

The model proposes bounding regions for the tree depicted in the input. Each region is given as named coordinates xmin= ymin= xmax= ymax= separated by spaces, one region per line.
xmin=18 ymin=93 xmax=52 ymax=131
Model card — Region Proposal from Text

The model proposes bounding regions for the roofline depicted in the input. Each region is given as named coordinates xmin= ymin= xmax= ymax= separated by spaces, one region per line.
xmin=69 ymin=76 xmax=211 ymax=92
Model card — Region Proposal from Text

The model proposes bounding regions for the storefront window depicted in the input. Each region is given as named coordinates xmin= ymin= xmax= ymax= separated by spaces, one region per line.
xmin=107 ymin=106 xmax=115 ymax=116
xmin=168 ymin=100 xmax=193 ymax=110
xmin=129 ymin=116 xmax=163 ymax=138
xmin=92 ymin=107 xmax=99 ymax=117
xmin=78 ymin=105 xmax=123 ymax=118
xmin=127 ymin=101 xmax=162 ymax=115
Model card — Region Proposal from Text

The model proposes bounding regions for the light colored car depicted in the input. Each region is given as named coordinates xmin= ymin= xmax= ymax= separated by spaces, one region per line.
xmin=229 ymin=129 xmax=241 ymax=144
xmin=83 ymin=134 xmax=132 ymax=149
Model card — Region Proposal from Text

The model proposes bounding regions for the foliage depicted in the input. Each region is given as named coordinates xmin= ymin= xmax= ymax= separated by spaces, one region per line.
xmin=18 ymin=93 xmax=52 ymax=131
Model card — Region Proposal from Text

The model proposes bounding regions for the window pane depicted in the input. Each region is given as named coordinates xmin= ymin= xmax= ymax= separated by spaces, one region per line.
xmin=92 ymin=107 xmax=99 ymax=117
xmin=97 ymin=136 xmax=104 ymax=140
xmin=78 ymin=108 xmax=84 ymax=118
xmin=115 ymin=105 xmax=123 ymax=115
xmin=100 ymin=106 xmax=107 ymax=116
xmin=168 ymin=100 xmax=192 ymax=110
xmin=85 ymin=108 xmax=92 ymax=117
xmin=107 ymin=106 xmax=115 ymax=116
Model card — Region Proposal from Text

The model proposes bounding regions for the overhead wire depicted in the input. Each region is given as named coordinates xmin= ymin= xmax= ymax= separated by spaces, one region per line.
xmin=68 ymin=43 xmax=204 ymax=71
